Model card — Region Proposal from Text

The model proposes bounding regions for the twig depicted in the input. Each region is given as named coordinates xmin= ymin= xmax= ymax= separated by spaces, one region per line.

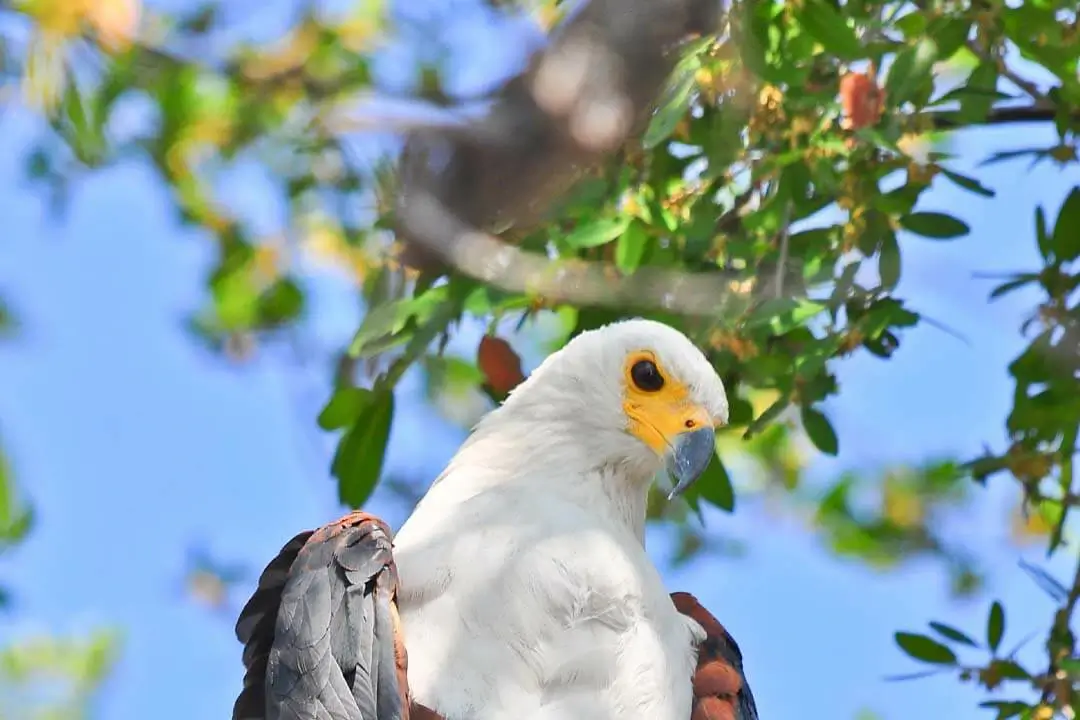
xmin=715 ymin=185 xmax=757 ymax=234
xmin=1040 ymin=548 xmax=1080 ymax=706
xmin=964 ymin=40 xmax=1047 ymax=103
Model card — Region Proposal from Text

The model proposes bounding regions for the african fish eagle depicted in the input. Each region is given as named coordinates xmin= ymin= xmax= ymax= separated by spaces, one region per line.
xmin=233 ymin=318 xmax=758 ymax=720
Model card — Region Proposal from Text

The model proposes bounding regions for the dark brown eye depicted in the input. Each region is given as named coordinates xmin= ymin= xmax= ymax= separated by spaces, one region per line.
xmin=630 ymin=360 xmax=664 ymax=392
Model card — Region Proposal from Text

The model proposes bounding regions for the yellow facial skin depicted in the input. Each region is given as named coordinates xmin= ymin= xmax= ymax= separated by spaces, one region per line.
xmin=621 ymin=351 xmax=714 ymax=454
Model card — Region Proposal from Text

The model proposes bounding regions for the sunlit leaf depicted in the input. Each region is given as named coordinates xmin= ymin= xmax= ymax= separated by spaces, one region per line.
xmin=796 ymin=0 xmax=863 ymax=60
xmin=615 ymin=219 xmax=649 ymax=272
xmin=332 ymin=390 xmax=394 ymax=508
xmin=643 ymin=42 xmax=706 ymax=149
xmin=317 ymin=387 xmax=373 ymax=431
xmin=564 ymin=216 xmax=632 ymax=249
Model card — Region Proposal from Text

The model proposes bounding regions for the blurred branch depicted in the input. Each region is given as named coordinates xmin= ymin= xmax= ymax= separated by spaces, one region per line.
xmin=392 ymin=0 xmax=721 ymax=267
xmin=1044 ymin=551 xmax=1080 ymax=697
xmin=395 ymin=189 xmax=762 ymax=316
xmin=930 ymin=105 xmax=1076 ymax=130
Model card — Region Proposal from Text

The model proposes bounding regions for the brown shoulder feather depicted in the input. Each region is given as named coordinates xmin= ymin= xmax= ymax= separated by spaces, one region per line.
xmin=671 ymin=591 xmax=759 ymax=720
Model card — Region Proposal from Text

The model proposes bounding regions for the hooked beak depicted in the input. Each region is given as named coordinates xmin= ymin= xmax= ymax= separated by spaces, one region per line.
xmin=664 ymin=425 xmax=716 ymax=499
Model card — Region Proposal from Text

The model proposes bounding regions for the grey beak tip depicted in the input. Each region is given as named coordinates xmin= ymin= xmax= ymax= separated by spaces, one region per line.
xmin=664 ymin=426 xmax=716 ymax=500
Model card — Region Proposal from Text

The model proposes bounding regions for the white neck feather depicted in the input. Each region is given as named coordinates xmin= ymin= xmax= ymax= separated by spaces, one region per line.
xmin=434 ymin=376 xmax=661 ymax=543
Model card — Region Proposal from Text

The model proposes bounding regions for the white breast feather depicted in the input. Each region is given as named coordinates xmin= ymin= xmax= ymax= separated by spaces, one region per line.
xmin=392 ymin=467 xmax=702 ymax=720
xmin=390 ymin=318 xmax=723 ymax=719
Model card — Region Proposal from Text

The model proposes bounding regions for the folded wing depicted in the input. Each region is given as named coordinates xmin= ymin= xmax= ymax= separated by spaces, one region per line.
xmin=672 ymin=591 xmax=760 ymax=720
xmin=233 ymin=512 xmax=411 ymax=720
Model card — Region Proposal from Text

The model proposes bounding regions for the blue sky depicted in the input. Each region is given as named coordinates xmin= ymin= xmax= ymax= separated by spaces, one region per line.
xmin=1 ymin=3 xmax=1078 ymax=719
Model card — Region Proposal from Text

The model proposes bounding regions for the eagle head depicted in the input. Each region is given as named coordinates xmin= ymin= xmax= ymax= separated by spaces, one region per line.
xmin=492 ymin=318 xmax=728 ymax=499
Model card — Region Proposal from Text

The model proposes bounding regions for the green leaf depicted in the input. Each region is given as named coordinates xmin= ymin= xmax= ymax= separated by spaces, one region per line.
xmin=893 ymin=12 xmax=926 ymax=39
xmin=259 ymin=277 xmax=305 ymax=325
xmin=1051 ymin=186 xmax=1080 ymax=261
xmin=878 ymin=228 xmax=901 ymax=289
xmin=317 ymin=387 xmax=373 ymax=431
xmin=1018 ymin=559 xmax=1069 ymax=602
xmin=349 ymin=300 xmax=415 ymax=358
xmin=980 ymin=147 xmax=1054 ymax=168
xmin=745 ymin=396 xmax=791 ymax=438
xmin=211 ymin=263 xmax=261 ymax=330
xmin=992 ymin=659 xmax=1031 ymax=680
xmin=797 ymin=0 xmax=863 ymax=61
xmin=615 ymin=219 xmax=649 ymax=272
xmin=931 ymin=18 xmax=972 ymax=59
xmin=61 ymin=80 xmax=107 ymax=166
xmin=801 ymin=406 xmax=839 ymax=455
xmin=331 ymin=390 xmax=395 ymax=508
xmin=958 ymin=62 xmax=999 ymax=122
xmin=928 ymin=621 xmax=979 ymax=648
xmin=963 ymin=453 xmax=1010 ymax=481
xmin=875 ymin=185 xmax=924 ymax=216
xmin=349 ymin=287 xmax=448 ymax=359
xmin=1034 ymin=205 xmax=1052 ymax=260
xmin=0 ymin=505 xmax=34 ymax=548
xmin=643 ymin=47 xmax=703 ymax=149
xmin=693 ymin=451 xmax=735 ymax=512
xmin=744 ymin=298 xmax=827 ymax=334
xmin=565 ymin=217 xmax=632 ymax=249
xmin=899 ymin=212 xmax=970 ymax=240
xmin=940 ymin=169 xmax=995 ymax=198
xmin=424 ymin=355 xmax=485 ymax=399
xmin=987 ymin=601 xmax=1005 ymax=653
xmin=886 ymin=37 xmax=940 ymax=108
xmin=895 ymin=631 xmax=959 ymax=665
xmin=0 ymin=451 xmax=11 ymax=530
xmin=0 ymin=452 xmax=33 ymax=549
xmin=979 ymin=700 xmax=1031 ymax=719
xmin=989 ymin=274 xmax=1038 ymax=300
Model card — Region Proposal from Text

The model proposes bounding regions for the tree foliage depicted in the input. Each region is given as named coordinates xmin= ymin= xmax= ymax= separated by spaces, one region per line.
xmin=1 ymin=0 xmax=1079 ymax=717
xmin=0 ymin=628 xmax=121 ymax=720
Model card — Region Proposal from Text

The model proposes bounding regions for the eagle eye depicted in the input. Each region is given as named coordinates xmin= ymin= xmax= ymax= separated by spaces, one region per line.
xmin=630 ymin=359 xmax=665 ymax=392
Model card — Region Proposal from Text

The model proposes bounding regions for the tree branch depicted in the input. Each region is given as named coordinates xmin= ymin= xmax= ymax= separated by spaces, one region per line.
xmin=394 ymin=187 xmax=760 ymax=317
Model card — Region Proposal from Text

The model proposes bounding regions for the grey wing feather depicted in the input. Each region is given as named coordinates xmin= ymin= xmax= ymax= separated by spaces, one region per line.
xmin=233 ymin=513 xmax=407 ymax=720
